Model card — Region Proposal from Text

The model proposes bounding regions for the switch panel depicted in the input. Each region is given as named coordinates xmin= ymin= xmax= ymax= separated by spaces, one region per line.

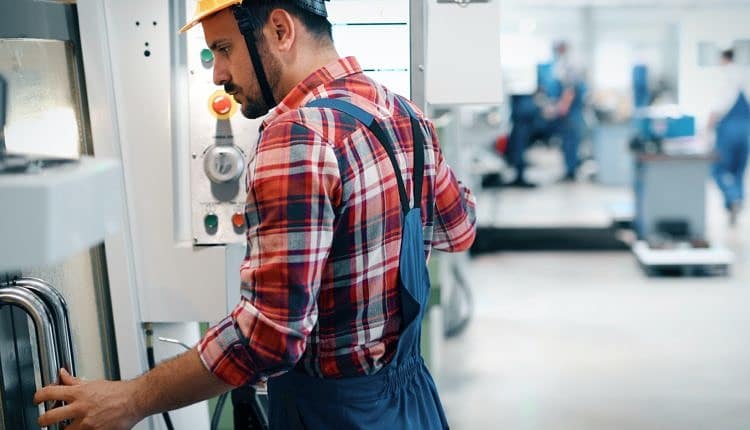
xmin=187 ymin=23 xmax=262 ymax=245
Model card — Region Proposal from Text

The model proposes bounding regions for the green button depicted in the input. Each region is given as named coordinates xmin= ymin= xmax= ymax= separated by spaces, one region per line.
xmin=200 ymin=48 xmax=214 ymax=64
xmin=204 ymin=213 xmax=219 ymax=230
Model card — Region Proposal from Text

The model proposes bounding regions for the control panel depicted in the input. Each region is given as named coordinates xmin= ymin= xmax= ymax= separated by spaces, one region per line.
xmin=186 ymin=26 xmax=262 ymax=245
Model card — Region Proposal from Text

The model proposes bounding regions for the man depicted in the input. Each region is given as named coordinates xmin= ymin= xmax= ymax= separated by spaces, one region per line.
xmin=34 ymin=1 xmax=476 ymax=429
xmin=546 ymin=41 xmax=587 ymax=182
xmin=709 ymin=49 xmax=750 ymax=225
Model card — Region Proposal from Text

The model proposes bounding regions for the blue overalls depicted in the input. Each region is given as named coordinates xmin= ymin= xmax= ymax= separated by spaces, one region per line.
xmin=509 ymin=95 xmax=540 ymax=182
xmin=713 ymin=92 xmax=750 ymax=210
xmin=545 ymin=63 xmax=586 ymax=178
xmin=265 ymin=97 xmax=449 ymax=430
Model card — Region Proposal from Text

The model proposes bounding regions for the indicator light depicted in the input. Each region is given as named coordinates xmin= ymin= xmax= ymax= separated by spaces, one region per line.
xmin=232 ymin=212 xmax=245 ymax=229
xmin=200 ymin=48 xmax=214 ymax=65
xmin=204 ymin=213 xmax=219 ymax=231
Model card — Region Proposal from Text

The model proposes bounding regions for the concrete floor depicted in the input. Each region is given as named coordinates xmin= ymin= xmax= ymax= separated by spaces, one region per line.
xmin=436 ymin=166 xmax=750 ymax=429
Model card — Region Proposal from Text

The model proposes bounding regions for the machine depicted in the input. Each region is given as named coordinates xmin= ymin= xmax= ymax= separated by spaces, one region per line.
xmin=0 ymin=3 xmax=123 ymax=428
xmin=630 ymin=106 xmax=734 ymax=276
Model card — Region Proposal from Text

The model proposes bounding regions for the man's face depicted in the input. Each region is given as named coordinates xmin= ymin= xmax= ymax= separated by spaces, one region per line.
xmin=202 ymin=8 xmax=281 ymax=119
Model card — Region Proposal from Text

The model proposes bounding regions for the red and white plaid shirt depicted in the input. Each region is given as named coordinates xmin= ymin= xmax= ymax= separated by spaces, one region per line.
xmin=198 ymin=57 xmax=476 ymax=386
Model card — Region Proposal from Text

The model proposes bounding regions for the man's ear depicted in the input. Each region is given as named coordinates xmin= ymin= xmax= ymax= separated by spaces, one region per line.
xmin=267 ymin=9 xmax=295 ymax=52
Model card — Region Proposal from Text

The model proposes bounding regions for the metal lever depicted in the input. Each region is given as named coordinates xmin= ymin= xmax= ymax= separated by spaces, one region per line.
xmin=0 ymin=286 xmax=62 ymax=430
xmin=12 ymin=278 xmax=76 ymax=376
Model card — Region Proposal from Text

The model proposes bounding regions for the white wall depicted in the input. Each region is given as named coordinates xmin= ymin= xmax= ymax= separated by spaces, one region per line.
xmin=501 ymin=4 xmax=682 ymax=96
xmin=679 ymin=6 xmax=750 ymax=128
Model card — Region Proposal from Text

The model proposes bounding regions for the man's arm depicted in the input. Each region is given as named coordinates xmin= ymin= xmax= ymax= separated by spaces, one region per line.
xmin=34 ymin=119 xmax=341 ymax=428
xmin=429 ymin=121 xmax=477 ymax=253
xmin=34 ymin=348 xmax=232 ymax=429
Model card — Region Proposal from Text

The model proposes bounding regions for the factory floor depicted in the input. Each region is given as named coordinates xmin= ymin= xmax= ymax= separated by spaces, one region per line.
xmin=436 ymin=162 xmax=750 ymax=429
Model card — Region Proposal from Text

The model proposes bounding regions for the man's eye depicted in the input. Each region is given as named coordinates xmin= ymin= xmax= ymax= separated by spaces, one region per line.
xmin=220 ymin=47 xmax=230 ymax=55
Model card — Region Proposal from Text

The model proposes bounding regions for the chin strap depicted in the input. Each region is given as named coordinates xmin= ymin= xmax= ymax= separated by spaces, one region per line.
xmin=232 ymin=5 xmax=277 ymax=110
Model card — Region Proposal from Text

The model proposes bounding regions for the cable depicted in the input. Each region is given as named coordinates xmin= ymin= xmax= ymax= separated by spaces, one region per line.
xmin=443 ymin=261 xmax=474 ymax=338
xmin=211 ymin=392 xmax=229 ymax=430
xmin=145 ymin=325 xmax=176 ymax=430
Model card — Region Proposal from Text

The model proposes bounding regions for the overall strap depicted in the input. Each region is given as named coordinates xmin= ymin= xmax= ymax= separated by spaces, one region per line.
xmin=395 ymin=98 xmax=425 ymax=210
xmin=306 ymin=97 xmax=425 ymax=214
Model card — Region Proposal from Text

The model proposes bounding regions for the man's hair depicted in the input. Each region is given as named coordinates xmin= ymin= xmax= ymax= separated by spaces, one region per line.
xmin=242 ymin=0 xmax=333 ymax=42
xmin=722 ymin=49 xmax=735 ymax=62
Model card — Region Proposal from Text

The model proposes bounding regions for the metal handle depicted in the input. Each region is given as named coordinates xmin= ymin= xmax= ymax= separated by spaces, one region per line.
xmin=0 ymin=74 xmax=6 ymax=154
xmin=0 ymin=286 xmax=61 ymax=430
xmin=12 ymin=278 xmax=76 ymax=376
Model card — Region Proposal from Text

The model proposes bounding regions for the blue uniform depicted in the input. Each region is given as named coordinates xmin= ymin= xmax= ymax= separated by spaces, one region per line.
xmin=266 ymin=98 xmax=449 ymax=430
xmin=713 ymin=92 xmax=750 ymax=209
xmin=559 ymin=81 xmax=586 ymax=178
xmin=509 ymin=94 xmax=540 ymax=181
xmin=547 ymin=59 xmax=586 ymax=178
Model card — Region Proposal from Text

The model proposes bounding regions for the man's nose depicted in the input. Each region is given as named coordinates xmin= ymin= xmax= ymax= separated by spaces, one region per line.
xmin=213 ymin=58 xmax=229 ymax=86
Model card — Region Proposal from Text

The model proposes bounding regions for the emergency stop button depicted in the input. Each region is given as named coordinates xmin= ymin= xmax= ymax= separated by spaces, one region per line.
xmin=207 ymin=90 xmax=237 ymax=119
xmin=212 ymin=94 xmax=232 ymax=115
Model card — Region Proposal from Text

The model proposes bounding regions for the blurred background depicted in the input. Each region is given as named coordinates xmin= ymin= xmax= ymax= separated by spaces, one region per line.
xmin=433 ymin=1 xmax=750 ymax=429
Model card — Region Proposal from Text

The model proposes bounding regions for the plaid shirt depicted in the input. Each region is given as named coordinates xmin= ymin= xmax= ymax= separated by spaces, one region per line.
xmin=198 ymin=57 xmax=476 ymax=386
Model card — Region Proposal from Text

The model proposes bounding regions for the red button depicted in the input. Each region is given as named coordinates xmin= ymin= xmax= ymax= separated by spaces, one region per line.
xmin=232 ymin=212 xmax=245 ymax=229
xmin=212 ymin=94 xmax=232 ymax=115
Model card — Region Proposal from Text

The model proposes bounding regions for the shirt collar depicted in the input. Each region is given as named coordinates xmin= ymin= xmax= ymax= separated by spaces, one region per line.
xmin=261 ymin=56 xmax=363 ymax=130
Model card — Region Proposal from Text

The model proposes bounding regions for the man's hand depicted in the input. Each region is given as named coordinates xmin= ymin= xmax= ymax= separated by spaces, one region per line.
xmin=34 ymin=368 xmax=142 ymax=430
xmin=34 ymin=348 xmax=234 ymax=430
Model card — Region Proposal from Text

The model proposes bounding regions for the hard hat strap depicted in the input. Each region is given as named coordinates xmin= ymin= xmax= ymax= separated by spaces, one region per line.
xmin=232 ymin=5 xmax=277 ymax=110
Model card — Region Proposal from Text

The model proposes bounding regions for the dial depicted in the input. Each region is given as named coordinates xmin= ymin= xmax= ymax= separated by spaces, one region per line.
xmin=203 ymin=145 xmax=244 ymax=183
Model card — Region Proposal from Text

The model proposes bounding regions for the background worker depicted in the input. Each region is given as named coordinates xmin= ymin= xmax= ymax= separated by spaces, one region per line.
xmin=34 ymin=0 xmax=476 ymax=429
xmin=709 ymin=48 xmax=750 ymax=225
xmin=546 ymin=41 xmax=587 ymax=182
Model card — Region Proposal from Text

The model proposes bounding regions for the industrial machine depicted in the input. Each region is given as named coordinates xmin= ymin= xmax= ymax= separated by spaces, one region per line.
xmin=0 ymin=5 xmax=123 ymax=427
xmin=630 ymin=106 xmax=734 ymax=276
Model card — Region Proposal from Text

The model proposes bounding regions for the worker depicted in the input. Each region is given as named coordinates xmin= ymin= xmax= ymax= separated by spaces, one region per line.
xmin=709 ymin=49 xmax=750 ymax=225
xmin=506 ymin=94 xmax=539 ymax=188
xmin=548 ymin=41 xmax=587 ymax=182
xmin=34 ymin=0 xmax=477 ymax=429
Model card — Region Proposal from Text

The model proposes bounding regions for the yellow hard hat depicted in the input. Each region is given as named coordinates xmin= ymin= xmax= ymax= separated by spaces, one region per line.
xmin=179 ymin=0 xmax=244 ymax=33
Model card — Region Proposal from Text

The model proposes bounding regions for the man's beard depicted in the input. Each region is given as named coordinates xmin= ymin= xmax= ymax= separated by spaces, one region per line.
xmin=235 ymin=41 xmax=282 ymax=120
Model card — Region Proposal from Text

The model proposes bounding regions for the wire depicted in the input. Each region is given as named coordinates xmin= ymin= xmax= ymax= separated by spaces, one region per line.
xmin=211 ymin=392 xmax=229 ymax=430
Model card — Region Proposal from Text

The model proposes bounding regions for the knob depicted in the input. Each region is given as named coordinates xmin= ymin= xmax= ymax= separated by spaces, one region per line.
xmin=203 ymin=145 xmax=244 ymax=183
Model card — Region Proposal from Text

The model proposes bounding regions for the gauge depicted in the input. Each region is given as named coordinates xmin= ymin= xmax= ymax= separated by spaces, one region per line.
xmin=203 ymin=145 xmax=244 ymax=183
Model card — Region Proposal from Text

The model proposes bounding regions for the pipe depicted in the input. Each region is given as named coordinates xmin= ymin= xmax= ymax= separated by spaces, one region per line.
xmin=0 ymin=286 xmax=61 ymax=430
